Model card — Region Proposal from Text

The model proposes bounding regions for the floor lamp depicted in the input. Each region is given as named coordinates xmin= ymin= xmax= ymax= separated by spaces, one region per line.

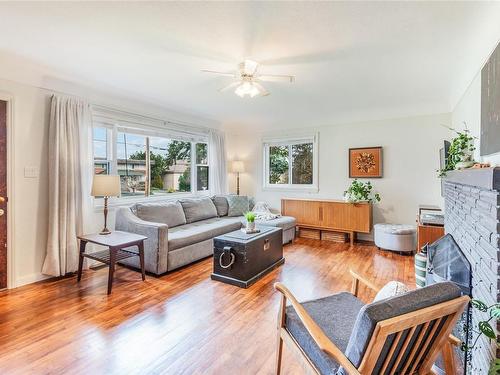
xmin=232 ymin=161 xmax=244 ymax=195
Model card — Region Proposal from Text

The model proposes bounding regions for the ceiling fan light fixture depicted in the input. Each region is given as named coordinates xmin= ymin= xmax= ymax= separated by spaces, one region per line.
xmin=235 ymin=81 xmax=260 ymax=98
xmin=203 ymin=59 xmax=291 ymax=98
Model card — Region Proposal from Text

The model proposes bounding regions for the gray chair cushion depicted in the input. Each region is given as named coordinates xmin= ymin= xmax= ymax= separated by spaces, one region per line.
xmin=180 ymin=197 xmax=218 ymax=223
xmin=286 ymin=292 xmax=365 ymax=375
xmin=212 ymin=195 xmax=229 ymax=217
xmin=134 ymin=201 xmax=186 ymax=228
xmin=341 ymin=281 xmax=462 ymax=374
xmin=227 ymin=195 xmax=249 ymax=216
xmin=167 ymin=217 xmax=242 ymax=250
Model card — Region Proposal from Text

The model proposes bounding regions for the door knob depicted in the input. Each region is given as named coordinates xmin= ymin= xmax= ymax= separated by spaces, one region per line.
xmin=0 ymin=209 xmax=4 ymax=216
xmin=0 ymin=197 xmax=4 ymax=203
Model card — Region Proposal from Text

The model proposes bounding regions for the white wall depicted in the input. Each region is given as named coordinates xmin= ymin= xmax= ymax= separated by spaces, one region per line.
xmin=226 ymin=113 xmax=452 ymax=239
xmin=0 ymin=77 xmax=219 ymax=288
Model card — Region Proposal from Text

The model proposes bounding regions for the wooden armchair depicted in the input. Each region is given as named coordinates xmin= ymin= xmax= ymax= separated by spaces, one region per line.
xmin=274 ymin=270 xmax=469 ymax=375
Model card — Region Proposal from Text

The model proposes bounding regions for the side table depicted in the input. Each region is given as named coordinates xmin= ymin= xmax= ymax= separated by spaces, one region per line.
xmin=77 ymin=231 xmax=147 ymax=294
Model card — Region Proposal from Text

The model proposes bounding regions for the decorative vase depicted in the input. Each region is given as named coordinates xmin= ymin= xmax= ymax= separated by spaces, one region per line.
xmin=246 ymin=221 xmax=256 ymax=232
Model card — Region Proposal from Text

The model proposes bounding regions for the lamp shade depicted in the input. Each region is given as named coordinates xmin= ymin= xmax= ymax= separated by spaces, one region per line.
xmin=91 ymin=175 xmax=121 ymax=197
xmin=232 ymin=160 xmax=245 ymax=173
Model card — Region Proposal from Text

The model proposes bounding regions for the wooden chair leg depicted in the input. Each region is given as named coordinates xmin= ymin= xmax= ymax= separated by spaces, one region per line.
xmin=442 ymin=340 xmax=456 ymax=375
xmin=275 ymin=294 xmax=286 ymax=375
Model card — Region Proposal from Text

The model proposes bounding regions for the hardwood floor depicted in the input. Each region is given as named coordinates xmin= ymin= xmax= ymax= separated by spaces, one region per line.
xmin=0 ymin=239 xmax=415 ymax=375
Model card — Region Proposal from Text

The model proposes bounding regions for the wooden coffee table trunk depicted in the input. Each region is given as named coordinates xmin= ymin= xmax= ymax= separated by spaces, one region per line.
xmin=212 ymin=226 xmax=284 ymax=288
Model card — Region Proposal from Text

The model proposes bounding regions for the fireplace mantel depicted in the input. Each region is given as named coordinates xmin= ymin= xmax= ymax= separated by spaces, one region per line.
xmin=444 ymin=167 xmax=500 ymax=191
xmin=443 ymin=167 xmax=500 ymax=373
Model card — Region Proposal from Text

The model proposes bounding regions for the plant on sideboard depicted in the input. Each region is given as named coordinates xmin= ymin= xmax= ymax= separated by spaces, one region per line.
xmin=438 ymin=122 xmax=476 ymax=177
xmin=343 ymin=179 xmax=381 ymax=203
xmin=463 ymin=299 xmax=500 ymax=375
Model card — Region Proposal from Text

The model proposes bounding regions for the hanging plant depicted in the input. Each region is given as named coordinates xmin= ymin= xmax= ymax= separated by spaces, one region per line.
xmin=462 ymin=299 xmax=500 ymax=374
xmin=438 ymin=122 xmax=476 ymax=177
xmin=344 ymin=179 xmax=381 ymax=203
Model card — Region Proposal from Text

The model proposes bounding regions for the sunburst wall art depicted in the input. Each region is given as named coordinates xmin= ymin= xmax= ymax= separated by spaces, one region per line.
xmin=349 ymin=146 xmax=383 ymax=178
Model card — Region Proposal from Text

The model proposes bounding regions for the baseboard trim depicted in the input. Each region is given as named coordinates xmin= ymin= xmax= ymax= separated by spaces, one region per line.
xmin=14 ymin=273 xmax=51 ymax=288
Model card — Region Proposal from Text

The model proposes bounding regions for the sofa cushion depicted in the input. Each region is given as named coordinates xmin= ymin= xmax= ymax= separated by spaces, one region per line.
xmin=341 ymin=281 xmax=462 ymax=374
xmin=227 ymin=195 xmax=249 ymax=216
xmin=180 ymin=197 xmax=218 ymax=223
xmin=212 ymin=195 xmax=229 ymax=217
xmin=253 ymin=216 xmax=296 ymax=231
xmin=286 ymin=292 xmax=365 ymax=375
xmin=168 ymin=217 xmax=242 ymax=250
xmin=134 ymin=201 xmax=186 ymax=228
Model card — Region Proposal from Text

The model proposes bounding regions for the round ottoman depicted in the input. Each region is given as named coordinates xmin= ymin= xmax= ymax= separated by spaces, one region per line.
xmin=374 ymin=224 xmax=416 ymax=253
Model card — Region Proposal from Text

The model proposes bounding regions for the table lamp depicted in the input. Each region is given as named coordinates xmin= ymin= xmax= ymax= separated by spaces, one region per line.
xmin=232 ymin=160 xmax=244 ymax=195
xmin=91 ymin=175 xmax=121 ymax=235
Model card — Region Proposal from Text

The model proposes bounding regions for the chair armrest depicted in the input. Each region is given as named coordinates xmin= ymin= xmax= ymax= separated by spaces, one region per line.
xmin=274 ymin=283 xmax=360 ymax=375
xmin=350 ymin=269 xmax=381 ymax=297
xmin=448 ymin=334 xmax=461 ymax=347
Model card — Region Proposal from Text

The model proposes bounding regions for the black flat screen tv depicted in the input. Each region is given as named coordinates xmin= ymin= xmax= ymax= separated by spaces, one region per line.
xmin=480 ymin=42 xmax=500 ymax=156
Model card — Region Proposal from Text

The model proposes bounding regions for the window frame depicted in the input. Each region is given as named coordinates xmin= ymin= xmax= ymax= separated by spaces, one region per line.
xmin=92 ymin=126 xmax=113 ymax=176
xmin=195 ymin=142 xmax=209 ymax=192
xmin=262 ymin=133 xmax=319 ymax=192
xmin=91 ymin=122 xmax=211 ymax=206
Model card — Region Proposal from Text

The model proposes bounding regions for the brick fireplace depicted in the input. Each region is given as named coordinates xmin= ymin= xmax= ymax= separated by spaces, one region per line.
xmin=444 ymin=167 xmax=500 ymax=373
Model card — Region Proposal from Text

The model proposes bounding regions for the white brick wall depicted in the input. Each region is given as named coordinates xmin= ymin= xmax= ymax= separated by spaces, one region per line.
xmin=444 ymin=181 xmax=499 ymax=373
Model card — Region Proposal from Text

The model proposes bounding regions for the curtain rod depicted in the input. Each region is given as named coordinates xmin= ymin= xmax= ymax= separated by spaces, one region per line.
xmin=2 ymin=77 xmax=215 ymax=133
xmin=91 ymin=103 xmax=212 ymax=134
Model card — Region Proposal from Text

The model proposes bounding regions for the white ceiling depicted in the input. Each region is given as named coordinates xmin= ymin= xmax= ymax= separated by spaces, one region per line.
xmin=0 ymin=2 xmax=499 ymax=132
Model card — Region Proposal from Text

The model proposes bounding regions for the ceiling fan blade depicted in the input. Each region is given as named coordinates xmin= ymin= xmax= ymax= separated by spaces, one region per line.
xmin=253 ymin=82 xmax=270 ymax=97
xmin=257 ymin=74 xmax=295 ymax=83
xmin=241 ymin=59 xmax=259 ymax=76
xmin=201 ymin=69 xmax=236 ymax=77
xmin=218 ymin=81 xmax=241 ymax=92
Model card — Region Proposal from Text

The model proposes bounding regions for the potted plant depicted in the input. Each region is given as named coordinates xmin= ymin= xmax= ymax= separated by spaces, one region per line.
xmin=344 ymin=179 xmax=381 ymax=203
xmin=462 ymin=299 xmax=500 ymax=374
xmin=438 ymin=123 xmax=476 ymax=177
xmin=244 ymin=212 xmax=256 ymax=232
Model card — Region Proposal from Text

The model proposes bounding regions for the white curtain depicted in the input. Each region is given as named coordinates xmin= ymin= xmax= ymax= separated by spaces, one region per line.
xmin=42 ymin=95 xmax=93 ymax=277
xmin=208 ymin=129 xmax=228 ymax=195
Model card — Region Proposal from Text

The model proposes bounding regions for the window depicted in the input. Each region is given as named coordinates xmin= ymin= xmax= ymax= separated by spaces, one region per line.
xmin=263 ymin=134 xmax=318 ymax=191
xmin=117 ymin=132 xmax=147 ymax=197
xmin=93 ymin=127 xmax=111 ymax=175
xmin=92 ymin=125 xmax=210 ymax=199
xmin=149 ymin=137 xmax=192 ymax=195
xmin=196 ymin=143 xmax=209 ymax=191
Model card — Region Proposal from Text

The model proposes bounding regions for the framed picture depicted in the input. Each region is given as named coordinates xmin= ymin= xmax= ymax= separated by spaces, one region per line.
xmin=349 ymin=146 xmax=383 ymax=178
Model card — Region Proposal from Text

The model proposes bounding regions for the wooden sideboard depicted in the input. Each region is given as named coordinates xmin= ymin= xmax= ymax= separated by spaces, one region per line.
xmin=417 ymin=220 xmax=444 ymax=251
xmin=281 ymin=198 xmax=372 ymax=245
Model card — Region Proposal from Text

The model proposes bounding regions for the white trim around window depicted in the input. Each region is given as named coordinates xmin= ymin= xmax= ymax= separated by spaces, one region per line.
xmin=92 ymin=116 xmax=211 ymax=207
xmin=262 ymin=132 xmax=319 ymax=192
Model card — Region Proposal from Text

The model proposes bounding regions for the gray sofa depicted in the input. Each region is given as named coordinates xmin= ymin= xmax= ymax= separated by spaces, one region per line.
xmin=115 ymin=196 xmax=296 ymax=275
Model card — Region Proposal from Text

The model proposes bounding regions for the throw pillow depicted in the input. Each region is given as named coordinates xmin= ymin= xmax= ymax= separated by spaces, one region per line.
xmin=373 ymin=281 xmax=409 ymax=302
xmin=227 ymin=195 xmax=250 ymax=217
xmin=249 ymin=196 xmax=256 ymax=210
xmin=135 ymin=201 xmax=187 ymax=228
xmin=179 ymin=197 xmax=218 ymax=223
xmin=211 ymin=195 xmax=229 ymax=217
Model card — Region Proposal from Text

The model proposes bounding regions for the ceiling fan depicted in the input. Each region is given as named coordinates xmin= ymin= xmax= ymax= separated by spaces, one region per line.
xmin=201 ymin=59 xmax=295 ymax=98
